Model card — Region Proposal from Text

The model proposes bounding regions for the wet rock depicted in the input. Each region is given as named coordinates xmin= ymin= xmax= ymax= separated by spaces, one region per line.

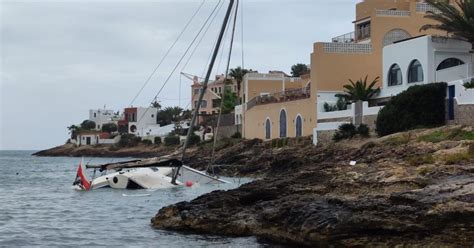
xmin=152 ymin=129 xmax=474 ymax=246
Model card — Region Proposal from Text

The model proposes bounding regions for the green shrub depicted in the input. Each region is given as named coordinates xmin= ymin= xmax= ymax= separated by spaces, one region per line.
xmin=333 ymin=123 xmax=357 ymax=141
xmin=154 ymin=137 xmax=162 ymax=145
xmin=271 ymin=139 xmax=278 ymax=148
xmin=463 ymin=79 xmax=474 ymax=89
xmin=101 ymin=123 xmax=118 ymax=133
xmin=118 ymin=134 xmax=141 ymax=147
xmin=231 ymin=132 xmax=242 ymax=139
xmin=357 ymin=124 xmax=370 ymax=137
xmin=443 ymin=152 xmax=473 ymax=165
xmin=142 ymin=139 xmax=152 ymax=145
xmin=164 ymin=135 xmax=180 ymax=146
xmin=418 ymin=128 xmax=474 ymax=143
xmin=80 ymin=120 xmax=96 ymax=130
xmin=188 ymin=133 xmax=201 ymax=146
xmin=376 ymin=83 xmax=447 ymax=137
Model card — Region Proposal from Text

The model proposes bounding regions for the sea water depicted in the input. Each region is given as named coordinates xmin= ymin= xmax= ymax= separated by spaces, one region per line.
xmin=0 ymin=151 xmax=264 ymax=247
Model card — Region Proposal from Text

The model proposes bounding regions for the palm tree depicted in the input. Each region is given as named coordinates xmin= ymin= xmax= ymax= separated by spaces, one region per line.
xmin=336 ymin=76 xmax=381 ymax=103
xmin=229 ymin=67 xmax=249 ymax=104
xmin=420 ymin=0 xmax=474 ymax=45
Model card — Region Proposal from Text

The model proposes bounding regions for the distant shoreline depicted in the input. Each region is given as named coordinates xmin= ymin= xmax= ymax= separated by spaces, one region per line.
xmin=32 ymin=143 xmax=175 ymax=158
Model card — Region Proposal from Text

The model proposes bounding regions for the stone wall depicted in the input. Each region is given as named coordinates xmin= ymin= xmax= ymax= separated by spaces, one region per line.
xmin=316 ymin=130 xmax=336 ymax=144
xmin=452 ymin=102 xmax=474 ymax=126
xmin=362 ymin=114 xmax=378 ymax=130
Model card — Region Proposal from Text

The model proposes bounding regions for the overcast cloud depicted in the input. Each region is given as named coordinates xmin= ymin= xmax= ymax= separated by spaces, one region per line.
xmin=1 ymin=0 xmax=355 ymax=150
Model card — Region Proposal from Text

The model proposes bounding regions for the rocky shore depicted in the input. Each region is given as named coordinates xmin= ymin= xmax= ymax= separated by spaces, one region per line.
xmin=32 ymin=143 xmax=175 ymax=158
xmin=152 ymin=126 xmax=474 ymax=247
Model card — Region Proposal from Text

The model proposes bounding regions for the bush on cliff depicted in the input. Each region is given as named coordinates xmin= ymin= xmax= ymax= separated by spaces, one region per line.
xmin=154 ymin=137 xmax=162 ymax=145
xmin=102 ymin=123 xmax=118 ymax=133
xmin=118 ymin=134 xmax=142 ymax=147
xmin=164 ymin=135 xmax=180 ymax=146
xmin=376 ymin=83 xmax=447 ymax=137
xmin=188 ymin=133 xmax=201 ymax=146
xmin=80 ymin=120 xmax=96 ymax=130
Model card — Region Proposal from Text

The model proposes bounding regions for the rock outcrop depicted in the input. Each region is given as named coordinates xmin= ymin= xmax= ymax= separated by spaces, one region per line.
xmin=152 ymin=126 xmax=474 ymax=247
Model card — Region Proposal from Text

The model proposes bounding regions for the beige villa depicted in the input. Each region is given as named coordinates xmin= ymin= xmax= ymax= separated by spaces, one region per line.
xmin=238 ymin=0 xmax=451 ymax=141
xmin=191 ymin=74 xmax=238 ymax=124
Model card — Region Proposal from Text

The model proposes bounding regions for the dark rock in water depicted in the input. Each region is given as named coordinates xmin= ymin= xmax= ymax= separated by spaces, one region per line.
xmin=152 ymin=131 xmax=474 ymax=247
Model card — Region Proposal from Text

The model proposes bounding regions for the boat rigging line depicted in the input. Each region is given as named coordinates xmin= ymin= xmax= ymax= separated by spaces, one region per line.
xmin=208 ymin=0 xmax=240 ymax=175
xmin=129 ymin=0 xmax=205 ymax=107
xmin=136 ymin=0 xmax=223 ymax=125
xmin=172 ymin=0 xmax=236 ymax=185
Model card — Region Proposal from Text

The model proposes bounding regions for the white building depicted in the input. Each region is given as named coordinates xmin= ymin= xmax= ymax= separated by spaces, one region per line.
xmin=380 ymin=35 xmax=473 ymax=98
xmin=313 ymin=35 xmax=474 ymax=145
xmin=124 ymin=107 xmax=160 ymax=137
xmin=89 ymin=109 xmax=122 ymax=131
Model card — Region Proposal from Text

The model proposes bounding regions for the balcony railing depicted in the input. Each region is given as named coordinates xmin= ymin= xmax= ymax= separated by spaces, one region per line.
xmin=376 ymin=9 xmax=410 ymax=17
xmin=436 ymin=63 xmax=474 ymax=83
xmin=416 ymin=3 xmax=441 ymax=14
xmin=246 ymin=87 xmax=311 ymax=111
xmin=323 ymin=43 xmax=372 ymax=54
xmin=332 ymin=32 xmax=355 ymax=43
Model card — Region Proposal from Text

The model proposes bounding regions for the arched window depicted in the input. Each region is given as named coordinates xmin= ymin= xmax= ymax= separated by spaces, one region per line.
xmin=265 ymin=119 xmax=271 ymax=140
xmin=383 ymin=29 xmax=411 ymax=46
xmin=437 ymin=58 xmax=465 ymax=71
xmin=295 ymin=115 xmax=302 ymax=137
xmin=408 ymin=60 xmax=424 ymax=83
xmin=388 ymin=64 xmax=402 ymax=86
xmin=279 ymin=110 xmax=287 ymax=138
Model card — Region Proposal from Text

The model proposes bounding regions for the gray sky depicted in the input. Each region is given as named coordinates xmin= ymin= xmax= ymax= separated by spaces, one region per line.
xmin=1 ymin=0 xmax=355 ymax=150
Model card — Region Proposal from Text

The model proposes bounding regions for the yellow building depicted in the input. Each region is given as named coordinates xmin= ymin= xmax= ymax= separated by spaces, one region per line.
xmin=240 ymin=0 xmax=448 ymax=142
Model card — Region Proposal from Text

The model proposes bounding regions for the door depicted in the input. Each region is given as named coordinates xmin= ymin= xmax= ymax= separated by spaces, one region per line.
xmin=448 ymin=85 xmax=455 ymax=121
xmin=86 ymin=137 xmax=91 ymax=145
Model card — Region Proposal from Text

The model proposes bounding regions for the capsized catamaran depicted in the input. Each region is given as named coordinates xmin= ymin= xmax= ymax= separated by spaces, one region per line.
xmin=73 ymin=0 xmax=238 ymax=191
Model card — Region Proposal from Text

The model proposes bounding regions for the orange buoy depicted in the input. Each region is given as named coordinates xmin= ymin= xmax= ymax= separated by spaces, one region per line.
xmin=185 ymin=181 xmax=193 ymax=187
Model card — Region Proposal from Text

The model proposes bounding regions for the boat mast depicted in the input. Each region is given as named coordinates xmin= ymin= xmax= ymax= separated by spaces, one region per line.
xmin=172 ymin=0 xmax=235 ymax=185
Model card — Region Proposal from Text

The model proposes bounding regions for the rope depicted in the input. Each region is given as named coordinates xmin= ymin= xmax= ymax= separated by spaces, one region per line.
xmin=207 ymin=0 xmax=239 ymax=175
xmin=129 ymin=0 xmax=205 ymax=107
xmin=137 ymin=0 xmax=223 ymax=124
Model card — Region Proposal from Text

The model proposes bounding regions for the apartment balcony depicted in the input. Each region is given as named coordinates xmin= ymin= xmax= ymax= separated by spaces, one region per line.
xmin=436 ymin=63 xmax=474 ymax=83
xmin=323 ymin=42 xmax=372 ymax=54
xmin=332 ymin=32 xmax=355 ymax=43
xmin=376 ymin=9 xmax=411 ymax=17
xmin=416 ymin=2 xmax=441 ymax=14
xmin=246 ymin=87 xmax=310 ymax=111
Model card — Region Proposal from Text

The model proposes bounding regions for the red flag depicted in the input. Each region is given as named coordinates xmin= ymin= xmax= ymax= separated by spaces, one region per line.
xmin=75 ymin=163 xmax=91 ymax=190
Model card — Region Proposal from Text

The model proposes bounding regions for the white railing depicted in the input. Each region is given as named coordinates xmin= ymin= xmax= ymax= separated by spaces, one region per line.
xmin=245 ymin=73 xmax=286 ymax=81
xmin=436 ymin=63 xmax=473 ymax=83
xmin=332 ymin=32 xmax=355 ymax=43
xmin=416 ymin=3 xmax=441 ymax=13
xmin=323 ymin=43 xmax=372 ymax=54
xmin=376 ymin=9 xmax=410 ymax=17
xmin=318 ymin=101 xmax=383 ymax=120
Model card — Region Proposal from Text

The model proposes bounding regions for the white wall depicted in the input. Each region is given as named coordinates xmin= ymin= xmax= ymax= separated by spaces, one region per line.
xmin=89 ymin=109 xmax=121 ymax=130
xmin=129 ymin=107 xmax=158 ymax=135
xmin=380 ymin=36 xmax=473 ymax=98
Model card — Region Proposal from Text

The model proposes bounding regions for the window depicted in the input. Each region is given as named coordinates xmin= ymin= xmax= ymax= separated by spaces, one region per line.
xmin=94 ymin=113 xmax=96 ymax=118
xmin=265 ymin=119 xmax=271 ymax=139
xmin=408 ymin=60 xmax=424 ymax=83
xmin=388 ymin=64 xmax=402 ymax=86
xmin=279 ymin=110 xmax=287 ymax=138
xmin=437 ymin=58 xmax=465 ymax=71
xmin=383 ymin=29 xmax=411 ymax=46
xmin=212 ymin=99 xmax=221 ymax=108
xmin=194 ymin=88 xmax=199 ymax=95
xmin=356 ymin=21 xmax=371 ymax=40
xmin=295 ymin=115 xmax=302 ymax=137
xmin=201 ymin=100 xmax=207 ymax=108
